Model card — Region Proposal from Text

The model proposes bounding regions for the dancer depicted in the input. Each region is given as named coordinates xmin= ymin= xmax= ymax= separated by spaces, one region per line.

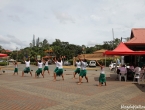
xmin=73 ymin=59 xmax=81 ymax=79
xmin=35 ymin=58 xmax=43 ymax=78
xmin=96 ymin=60 xmax=106 ymax=86
xmin=53 ymin=57 xmax=59 ymax=74
xmin=22 ymin=57 xmax=32 ymax=77
xmin=53 ymin=57 xmax=64 ymax=81
xmin=78 ymin=55 xmax=88 ymax=85
xmin=13 ymin=61 xmax=18 ymax=75
xmin=42 ymin=58 xmax=50 ymax=78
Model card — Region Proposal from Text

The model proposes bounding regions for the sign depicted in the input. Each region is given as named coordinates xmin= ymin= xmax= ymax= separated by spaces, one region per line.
xmin=37 ymin=55 xmax=41 ymax=60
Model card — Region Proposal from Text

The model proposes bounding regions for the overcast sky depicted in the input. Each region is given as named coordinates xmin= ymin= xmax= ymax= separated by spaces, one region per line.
xmin=0 ymin=0 xmax=145 ymax=50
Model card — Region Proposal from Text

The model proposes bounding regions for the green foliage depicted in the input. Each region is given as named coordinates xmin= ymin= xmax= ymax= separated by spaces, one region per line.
xmin=0 ymin=62 xmax=7 ymax=66
xmin=8 ymin=37 xmax=121 ymax=62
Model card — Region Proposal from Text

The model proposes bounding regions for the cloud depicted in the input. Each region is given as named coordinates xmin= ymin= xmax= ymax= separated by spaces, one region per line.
xmin=8 ymin=15 xmax=22 ymax=22
xmin=0 ymin=35 xmax=28 ymax=50
xmin=87 ymin=40 xmax=99 ymax=47
xmin=54 ymin=11 xmax=75 ymax=24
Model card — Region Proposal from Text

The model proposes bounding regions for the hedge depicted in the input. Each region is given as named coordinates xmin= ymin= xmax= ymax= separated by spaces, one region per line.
xmin=0 ymin=62 xmax=8 ymax=66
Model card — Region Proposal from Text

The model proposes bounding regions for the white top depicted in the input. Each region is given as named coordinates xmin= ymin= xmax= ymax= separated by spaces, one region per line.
xmin=25 ymin=61 xmax=30 ymax=67
xmin=45 ymin=61 xmax=48 ymax=66
xmin=57 ymin=60 xmax=63 ymax=69
xmin=15 ymin=65 xmax=18 ymax=68
xmin=81 ymin=61 xmax=87 ymax=70
xmin=134 ymin=67 xmax=141 ymax=74
xmin=38 ymin=62 xmax=43 ymax=68
xmin=100 ymin=67 xmax=105 ymax=74
xmin=76 ymin=62 xmax=81 ymax=68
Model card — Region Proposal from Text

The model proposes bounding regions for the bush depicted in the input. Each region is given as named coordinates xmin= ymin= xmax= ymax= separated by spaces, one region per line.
xmin=0 ymin=62 xmax=7 ymax=66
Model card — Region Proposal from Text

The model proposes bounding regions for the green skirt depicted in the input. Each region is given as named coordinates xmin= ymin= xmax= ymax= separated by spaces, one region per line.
xmin=79 ymin=70 xmax=87 ymax=78
xmin=99 ymin=73 xmax=106 ymax=83
xmin=36 ymin=68 xmax=42 ymax=76
xmin=44 ymin=66 xmax=49 ymax=71
xmin=14 ymin=68 xmax=18 ymax=72
xmin=74 ymin=68 xmax=81 ymax=74
xmin=54 ymin=67 xmax=58 ymax=72
xmin=24 ymin=67 xmax=30 ymax=73
xmin=56 ymin=69 xmax=63 ymax=76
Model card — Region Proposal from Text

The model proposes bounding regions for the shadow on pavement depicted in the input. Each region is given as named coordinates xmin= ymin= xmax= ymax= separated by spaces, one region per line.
xmin=133 ymin=83 xmax=145 ymax=92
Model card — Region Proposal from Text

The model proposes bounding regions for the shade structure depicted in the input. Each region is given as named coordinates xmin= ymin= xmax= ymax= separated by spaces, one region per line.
xmin=0 ymin=53 xmax=8 ymax=57
xmin=104 ymin=42 xmax=145 ymax=55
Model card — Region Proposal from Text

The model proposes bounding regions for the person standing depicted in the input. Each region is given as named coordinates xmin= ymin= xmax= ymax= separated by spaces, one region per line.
xmin=13 ymin=61 xmax=18 ymax=75
xmin=53 ymin=57 xmax=64 ymax=81
xmin=78 ymin=55 xmax=88 ymax=85
xmin=22 ymin=57 xmax=32 ymax=77
xmin=35 ymin=59 xmax=43 ymax=78
xmin=73 ymin=59 xmax=81 ymax=79
xmin=42 ymin=58 xmax=50 ymax=78
xmin=96 ymin=60 xmax=106 ymax=86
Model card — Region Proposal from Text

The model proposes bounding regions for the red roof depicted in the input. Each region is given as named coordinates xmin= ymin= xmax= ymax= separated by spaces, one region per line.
xmin=104 ymin=42 xmax=145 ymax=55
xmin=5 ymin=50 xmax=11 ymax=52
xmin=125 ymin=28 xmax=145 ymax=45
xmin=113 ymin=42 xmax=133 ymax=52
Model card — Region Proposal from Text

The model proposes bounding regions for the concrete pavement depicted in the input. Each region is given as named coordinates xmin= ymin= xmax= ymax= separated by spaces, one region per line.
xmin=0 ymin=64 xmax=145 ymax=110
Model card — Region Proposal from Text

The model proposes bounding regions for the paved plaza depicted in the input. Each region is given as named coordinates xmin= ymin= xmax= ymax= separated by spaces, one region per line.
xmin=0 ymin=64 xmax=145 ymax=110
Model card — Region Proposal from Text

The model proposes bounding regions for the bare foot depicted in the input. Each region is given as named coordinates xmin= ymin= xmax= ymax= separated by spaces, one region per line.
xmin=53 ymin=80 xmax=56 ymax=82
xmin=78 ymin=83 xmax=81 ymax=85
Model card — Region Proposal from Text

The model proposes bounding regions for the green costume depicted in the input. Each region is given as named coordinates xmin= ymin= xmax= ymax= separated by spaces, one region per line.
xmin=24 ymin=67 xmax=30 ymax=73
xmin=79 ymin=70 xmax=87 ymax=78
xmin=56 ymin=69 xmax=63 ymax=76
xmin=36 ymin=68 xmax=42 ymax=76
xmin=74 ymin=68 xmax=81 ymax=74
xmin=99 ymin=73 xmax=106 ymax=83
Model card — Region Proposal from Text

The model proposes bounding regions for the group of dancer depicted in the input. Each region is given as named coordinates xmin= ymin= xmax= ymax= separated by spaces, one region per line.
xmin=12 ymin=55 xmax=107 ymax=86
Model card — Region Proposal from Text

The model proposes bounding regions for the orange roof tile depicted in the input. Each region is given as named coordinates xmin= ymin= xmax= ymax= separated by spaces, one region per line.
xmin=125 ymin=28 xmax=145 ymax=45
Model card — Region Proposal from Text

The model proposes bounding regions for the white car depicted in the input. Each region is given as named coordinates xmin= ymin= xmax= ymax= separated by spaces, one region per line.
xmin=89 ymin=61 xmax=96 ymax=67
xmin=109 ymin=63 xmax=119 ymax=71
xmin=109 ymin=63 xmax=130 ymax=71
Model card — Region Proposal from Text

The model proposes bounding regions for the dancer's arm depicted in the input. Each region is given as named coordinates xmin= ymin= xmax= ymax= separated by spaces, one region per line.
xmin=96 ymin=60 xmax=103 ymax=67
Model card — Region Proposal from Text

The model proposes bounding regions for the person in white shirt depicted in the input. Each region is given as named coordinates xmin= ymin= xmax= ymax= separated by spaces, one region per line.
xmin=35 ymin=59 xmax=43 ymax=78
xmin=22 ymin=57 xmax=32 ymax=77
xmin=13 ymin=61 xmax=18 ymax=75
xmin=42 ymin=58 xmax=50 ymax=78
xmin=134 ymin=65 xmax=141 ymax=79
xmin=78 ymin=55 xmax=88 ymax=85
xmin=96 ymin=60 xmax=106 ymax=86
xmin=73 ymin=59 xmax=81 ymax=79
xmin=53 ymin=57 xmax=64 ymax=81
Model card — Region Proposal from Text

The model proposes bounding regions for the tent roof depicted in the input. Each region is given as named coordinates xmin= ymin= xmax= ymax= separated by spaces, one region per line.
xmin=104 ymin=42 xmax=145 ymax=55
xmin=0 ymin=53 xmax=8 ymax=57
xmin=113 ymin=42 xmax=134 ymax=52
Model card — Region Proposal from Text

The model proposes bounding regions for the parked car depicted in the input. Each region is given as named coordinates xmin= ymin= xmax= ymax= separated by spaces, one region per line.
xmin=64 ymin=61 xmax=71 ymax=66
xmin=109 ymin=63 xmax=118 ymax=71
xmin=89 ymin=60 xmax=96 ymax=67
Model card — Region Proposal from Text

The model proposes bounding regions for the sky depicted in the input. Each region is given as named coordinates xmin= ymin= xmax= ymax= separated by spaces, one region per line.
xmin=0 ymin=0 xmax=145 ymax=50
